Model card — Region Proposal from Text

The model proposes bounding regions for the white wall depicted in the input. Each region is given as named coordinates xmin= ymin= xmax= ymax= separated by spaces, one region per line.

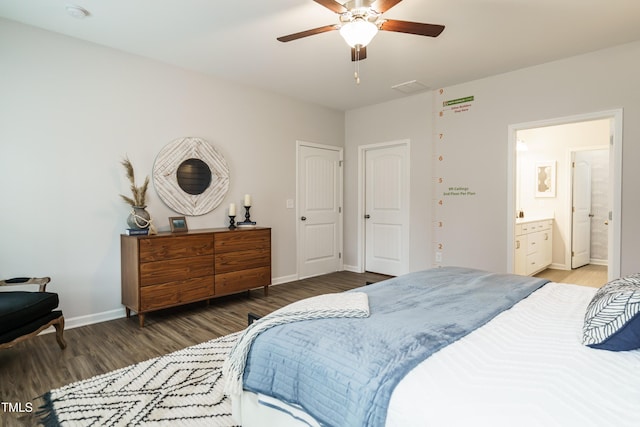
xmin=345 ymin=40 xmax=640 ymax=277
xmin=0 ymin=19 xmax=344 ymax=325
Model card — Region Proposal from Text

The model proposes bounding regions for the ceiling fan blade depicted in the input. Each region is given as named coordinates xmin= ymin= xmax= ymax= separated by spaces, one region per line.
xmin=380 ymin=19 xmax=445 ymax=37
xmin=372 ymin=0 xmax=403 ymax=13
xmin=351 ymin=46 xmax=367 ymax=61
xmin=313 ymin=0 xmax=348 ymax=14
xmin=277 ymin=24 xmax=338 ymax=42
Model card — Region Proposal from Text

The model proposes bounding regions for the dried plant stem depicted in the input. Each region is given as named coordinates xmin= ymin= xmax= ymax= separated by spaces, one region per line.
xmin=119 ymin=157 xmax=148 ymax=207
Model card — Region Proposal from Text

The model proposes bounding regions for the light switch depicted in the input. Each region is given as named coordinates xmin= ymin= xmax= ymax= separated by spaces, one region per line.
xmin=286 ymin=199 xmax=294 ymax=209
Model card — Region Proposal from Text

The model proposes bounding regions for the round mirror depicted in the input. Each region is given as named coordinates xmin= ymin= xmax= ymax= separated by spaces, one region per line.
xmin=177 ymin=158 xmax=212 ymax=195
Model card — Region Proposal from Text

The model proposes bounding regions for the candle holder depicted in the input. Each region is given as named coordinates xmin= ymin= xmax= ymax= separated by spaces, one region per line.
xmin=237 ymin=205 xmax=257 ymax=227
xmin=228 ymin=215 xmax=236 ymax=229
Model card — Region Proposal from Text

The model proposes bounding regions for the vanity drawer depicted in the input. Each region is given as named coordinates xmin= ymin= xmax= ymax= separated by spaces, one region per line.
xmin=527 ymin=232 xmax=543 ymax=254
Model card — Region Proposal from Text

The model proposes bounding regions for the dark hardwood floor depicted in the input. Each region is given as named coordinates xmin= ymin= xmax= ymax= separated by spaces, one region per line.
xmin=0 ymin=271 xmax=389 ymax=426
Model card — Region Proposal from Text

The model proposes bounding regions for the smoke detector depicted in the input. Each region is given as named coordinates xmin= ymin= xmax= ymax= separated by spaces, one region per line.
xmin=65 ymin=5 xmax=90 ymax=19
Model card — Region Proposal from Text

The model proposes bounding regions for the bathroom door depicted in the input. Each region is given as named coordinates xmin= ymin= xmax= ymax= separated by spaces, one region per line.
xmin=572 ymin=154 xmax=591 ymax=268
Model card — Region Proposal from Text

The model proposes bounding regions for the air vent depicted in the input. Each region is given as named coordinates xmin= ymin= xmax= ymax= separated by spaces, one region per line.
xmin=391 ymin=80 xmax=429 ymax=94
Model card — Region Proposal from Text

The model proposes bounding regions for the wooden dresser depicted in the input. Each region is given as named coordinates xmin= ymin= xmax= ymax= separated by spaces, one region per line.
xmin=121 ymin=227 xmax=271 ymax=326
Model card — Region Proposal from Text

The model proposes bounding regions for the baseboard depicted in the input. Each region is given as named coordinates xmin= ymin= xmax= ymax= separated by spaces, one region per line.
xmin=40 ymin=307 xmax=127 ymax=334
xmin=40 ymin=274 xmax=302 ymax=334
xmin=42 ymin=270 xmax=378 ymax=333
xmin=343 ymin=264 xmax=362 ymax=273
xmin=66 ymin=308 xmax=127 ymax=329
xmin=271 ymin=273 xmax=298 ymax=286
xmin=550 ymin=261 xmax=608 ymax=270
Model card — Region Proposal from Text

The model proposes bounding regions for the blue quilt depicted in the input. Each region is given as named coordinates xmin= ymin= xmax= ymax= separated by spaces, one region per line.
xmin=242 ymin=267 xmax=549 ymax=427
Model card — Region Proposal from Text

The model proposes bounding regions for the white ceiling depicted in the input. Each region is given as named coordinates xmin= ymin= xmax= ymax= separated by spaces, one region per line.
xmin=2 ymin=0 xmax=640 ymax=111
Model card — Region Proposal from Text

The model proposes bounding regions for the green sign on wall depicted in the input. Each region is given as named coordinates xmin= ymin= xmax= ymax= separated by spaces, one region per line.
xmin=443 ymin=96 xmax=474 ymax=107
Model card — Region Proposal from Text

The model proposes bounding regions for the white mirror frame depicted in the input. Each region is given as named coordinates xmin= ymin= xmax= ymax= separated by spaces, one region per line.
xmin=153 ymin=137 xmax=230 ymax=216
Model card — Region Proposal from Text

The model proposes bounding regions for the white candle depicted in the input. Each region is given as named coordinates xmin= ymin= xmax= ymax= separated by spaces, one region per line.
xmin=244 ymin=194 xmax=251 ymax=207
xmin=229 ymin=203 xmax=236 ymax=216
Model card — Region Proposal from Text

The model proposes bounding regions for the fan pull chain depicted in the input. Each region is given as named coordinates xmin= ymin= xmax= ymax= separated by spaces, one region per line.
xmin=354 ymin=45 xmax=361 ymax=84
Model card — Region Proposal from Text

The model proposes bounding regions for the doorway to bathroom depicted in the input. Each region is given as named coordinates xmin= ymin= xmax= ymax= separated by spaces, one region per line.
xmin=508 ymin=110 xmax=621 ymax=285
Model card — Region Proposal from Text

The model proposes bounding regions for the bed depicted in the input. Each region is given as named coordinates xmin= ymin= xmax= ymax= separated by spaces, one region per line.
xmin=224 ymin=267 xmax=640 ymax=427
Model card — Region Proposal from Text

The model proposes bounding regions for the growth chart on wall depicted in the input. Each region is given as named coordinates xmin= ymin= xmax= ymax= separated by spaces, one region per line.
xmin=431 ymin=88 xmax=480 ymax=268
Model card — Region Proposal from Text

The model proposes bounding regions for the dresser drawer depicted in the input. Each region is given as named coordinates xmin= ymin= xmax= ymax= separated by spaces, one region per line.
xmin=215 ymin=266 xmax=271 ymax=296
xmin=215 ymin=248 xmax=270 ymax=274
xmin=179 ymin=277 xmax=215 ymax=302
xmin=140 ymin=255 xmax=214 ymax=286
xmin=139 ymin=234 xmax=214 ymax=261
xmin=140 ymin=282 xmax=180 ymax=310
xmin=140 ymin=277 xmax=214 ymax=311
xmin=215 ymin=229 xmax=270 ymax=253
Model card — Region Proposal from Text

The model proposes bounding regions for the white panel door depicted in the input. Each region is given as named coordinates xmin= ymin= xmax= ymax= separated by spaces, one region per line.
xmin=365 ymin=144 xmax=409 ymax=276
xmin=572 ymin=156 xmax=592 ymax=268
xmin=297 ymin=144 xmax=342 ymax=279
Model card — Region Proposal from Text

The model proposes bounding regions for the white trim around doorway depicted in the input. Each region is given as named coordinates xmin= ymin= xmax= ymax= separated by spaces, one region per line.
xmin=506 ymin=109 xmax=622 ymax=281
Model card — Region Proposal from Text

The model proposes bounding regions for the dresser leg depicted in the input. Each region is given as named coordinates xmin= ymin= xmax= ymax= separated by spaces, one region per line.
xmin=126 ymin=307 xmax=131 ymax=318
xmin=138 ymin=313 xmax=145 ymax=328
xmin=264 ymin=285 xmax=269 ymax=297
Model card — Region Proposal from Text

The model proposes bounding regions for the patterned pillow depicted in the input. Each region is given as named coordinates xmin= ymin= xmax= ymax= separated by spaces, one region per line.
xmin=582 ymin=274 xmax=640 ymax=351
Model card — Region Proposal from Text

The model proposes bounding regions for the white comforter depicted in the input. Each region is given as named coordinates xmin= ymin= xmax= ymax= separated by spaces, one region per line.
xmin=386 ymin=282 xmax=640 ymax=427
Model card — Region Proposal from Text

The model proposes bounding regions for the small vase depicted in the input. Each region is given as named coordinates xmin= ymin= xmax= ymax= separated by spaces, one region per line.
xmin=127 ymin=206 xmax=151 ymax=230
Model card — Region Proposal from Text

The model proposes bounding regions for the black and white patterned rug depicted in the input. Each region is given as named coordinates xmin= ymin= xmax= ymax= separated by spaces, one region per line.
xmin=39 ymin=332 xmax=241 ymax=426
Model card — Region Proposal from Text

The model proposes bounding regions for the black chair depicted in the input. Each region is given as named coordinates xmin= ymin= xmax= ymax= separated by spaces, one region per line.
xmin=0 ymin=277 xmax=66 ymax=350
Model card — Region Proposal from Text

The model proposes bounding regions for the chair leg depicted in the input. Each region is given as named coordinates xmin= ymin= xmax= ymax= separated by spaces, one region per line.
xmin=54 ymin=316 xmax=67 ymax=349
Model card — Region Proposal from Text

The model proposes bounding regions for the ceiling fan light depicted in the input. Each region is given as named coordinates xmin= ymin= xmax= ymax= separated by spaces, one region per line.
xmin=340 ymin=19 xmax=378 ymax=48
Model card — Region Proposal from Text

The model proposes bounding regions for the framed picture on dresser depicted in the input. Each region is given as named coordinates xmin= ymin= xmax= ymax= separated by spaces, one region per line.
xmin=169 ymin=216 xmax=188 ymax=232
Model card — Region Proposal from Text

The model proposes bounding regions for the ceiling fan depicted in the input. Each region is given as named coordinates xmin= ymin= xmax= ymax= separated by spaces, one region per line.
xmin=277 ymin=0 xmax=445 ymax=62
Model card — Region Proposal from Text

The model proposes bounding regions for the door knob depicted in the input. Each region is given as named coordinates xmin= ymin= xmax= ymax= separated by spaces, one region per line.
xmin=301 ymin=216 xmax=307 ymax=221
xmin=364 ymin=214 xmax=371 ymax=219
xmin=604 ymin=220 xmax=609 ymax=225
